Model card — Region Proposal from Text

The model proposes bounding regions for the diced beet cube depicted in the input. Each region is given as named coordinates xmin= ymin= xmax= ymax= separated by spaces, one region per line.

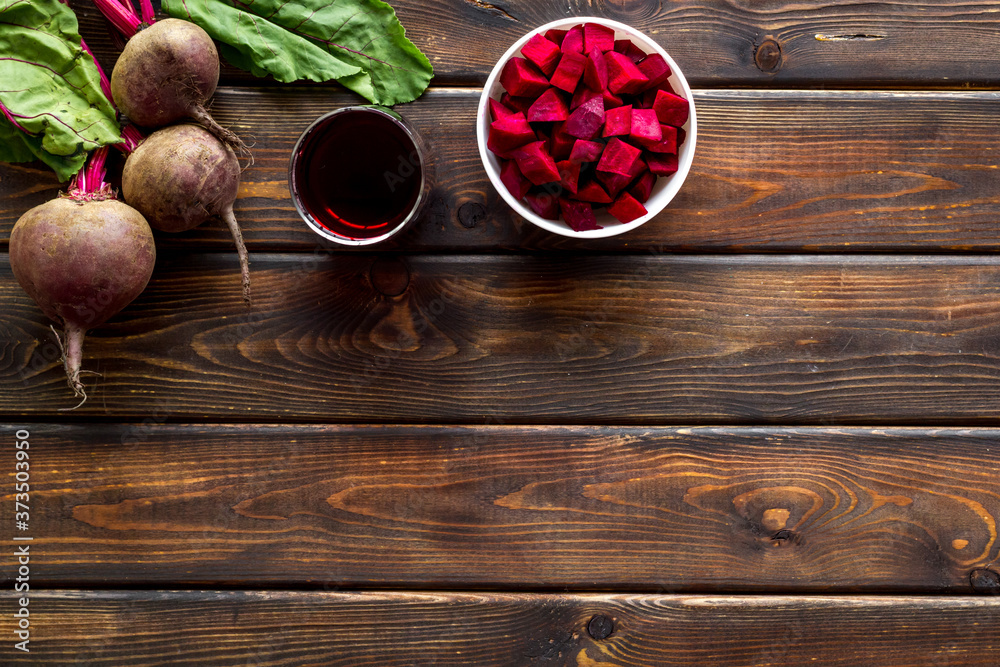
xmin=525 ymin=192 xmax=560 ymax=219
xmin=652 ymin=89 xmax=690 ymax=127
xmin=573 ymin=179 xmax=612 ymax=204
xmin=608 ymin=191 xmax=648 ymax=223
xmin=550 ymin=51 xmax=588 ymax=93
xmin=569 ymin=139 xmax=604 ymax=163
xmin=500 ymin=159 xmax=532 ymax=200
xmin=512 ymin=141 xmax=562 ymax=185
xmin=521 ymin=33 xmax=562 ymax=77
xmin=629 ymin=170 xmax=656 ymax=203
xmin=556 ymin=159 xmax=581 ymax=194
xmin=564 ymin=94 xmax=605 ymax=139
xmin=500 ymin=57 xmax=550 ymax=98
xmin=501 ymin=92 xmax=534 ymax=115
xmin=629 ymin=108 xmax=662 ymax=144
xmin=642 ymin=124 xmax=678 ymax=153
xmin=596 ymin=170 xmax=631 ymax=199
xmin=597 ymin=137 xmax=641 ymax=176
xmin=603 ymin=104 xmax=632 ymax=137
xmin=580 ymin=47 xmax=608 ymax=94
xmin=614 ymin=38 xmax=647 ymax=64
xmin=549 ymin=121 xmax=577 ymax=160
xmin=545 ymin=29 xmax=568 ymax=46
xmin=637 ymin=53 xmax=671 ymax=90
xmin=646 ymin=152 xmax=679 ymax=176
xmin=571 ymin=85 xmax=601 ymax=110
xmin=602 ymin=89 xmax=625 ymax=109
xmin=561 ymin=25 xmax=584 ymax=54
xmin=559 ymin=198 xmax=602 ymax=231
xmin=639 ymin=88 xmax=658 ymax=109
xmin=527 ymin=88 xmax=570 ymax=122
xmin=489 ymin=97 xmax=517 ymax=121
xmin=584 ymin=23 xmax=616 ymax=53
xmin=488 ymin=112 xmax=536 ymax=155
xmin=605 ymin=51 xmax=649 ymax=95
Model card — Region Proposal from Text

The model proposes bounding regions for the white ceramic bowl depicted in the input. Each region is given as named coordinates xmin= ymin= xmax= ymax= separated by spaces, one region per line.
xmin=477 ymin=17 xmax=697 ymax=239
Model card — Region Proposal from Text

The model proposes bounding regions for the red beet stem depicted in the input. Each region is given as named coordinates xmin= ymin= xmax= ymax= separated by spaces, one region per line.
xmin=221 ymin=205 xmax=251 ymax=305
xmin=80 ymin=39 xmax=113 ymax=103
xmin=68 ymin=147 xmax=115 ymax=200
xmin=91 ymin=0 xmax=141 ymax=38
xmin=138 ymin=0 xmax=155 ymax=25
xmin=117 ymin=123 xmax=145 ymax=154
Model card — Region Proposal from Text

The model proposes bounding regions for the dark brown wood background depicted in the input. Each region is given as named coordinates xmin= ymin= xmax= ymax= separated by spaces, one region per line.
xmin=3 ymin=0 xmax=1000 ymax=664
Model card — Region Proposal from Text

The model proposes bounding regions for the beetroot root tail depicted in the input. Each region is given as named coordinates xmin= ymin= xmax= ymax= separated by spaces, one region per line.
xmin=188 ymin=104 xmax=248 ymax=156
xmin=55 ymin=323 xmax=89 ymax=410
xmin=221 ymin=205 xmax=251 ymax=305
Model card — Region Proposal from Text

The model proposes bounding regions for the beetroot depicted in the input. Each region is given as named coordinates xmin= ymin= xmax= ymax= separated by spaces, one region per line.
xmin=583 ymin=47 xmax=609 ymax=92
xmin=500 ymin=159 xmax=532 ymax=200
xmin=629 ymin=108 xmax=662 ymax=144
xmin=109 ymin=18 xmax=243 ymax=151
xmin=561 ymin=25 xmax=585 ymax=54
xmin=122 ymin=123 xmax=251 ymax=303
xmin=564 ymin=94 xmax=605 ymax=139
xmin=569 ymin=139 xmax=604 ymax=163
xmin=525 ymin=192 xmax=560 ymax=219
xmin=573 ymin=179 xmax=612 ymax=204
xmin=614 ymin=39 xmax=647 ymax=64
xmin=488 ymin=112 xmax=536 ymax=155
xmin=647 ymin=152 xmax=679 ymax=176
xmin=584 ymin=23 xmax=616 ymax=53
xmin=608 ymin=191 xmax=648 ymax=223
xmin=556 ymin=159 xmax=582 ymax=194
xmin=643 ymin=124 xmax=679 ymax=153
xmin=550 ymin=52 xmax=588 ymax=93
xmin=606 ymin=51 xmax=649 ymax=95
xmin=527 ymin=88 xmax=570 ymax=122
xmin=653 ymin=89 xmax=691 ymax=126
xmin=500 ymin=58 xmax=550 ymax=98
xmin=489 ymin=98 xmax=516 ymax=121
xmin=630 ymin=170 xmax=656 ymax=203
xmin=559 ymin=198 xmax=601 ymax=231
xmin=521 ymin=34 xmax=562 ymax=76
xmin=603 ymin=105 xmax=632 ymax=137
xmin=597 ymin=138 xmax=641 ymax=176
xmin=488 ymin=22 xmax=691 ymax=231
xmin=9 ymin=149 xmax=155 ymax=407
xmin=638 ymin=54 xmax=672 ymax=90
xmin=512 ymin=141 xmax=561 ymax=185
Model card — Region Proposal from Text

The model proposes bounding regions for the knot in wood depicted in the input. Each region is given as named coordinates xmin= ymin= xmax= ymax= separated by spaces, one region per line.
xmin=588 ymin=614 xmax=614 ymax=640
xmin=969 ymin=568 xmax=1000 ymax=595
xmin=369 ymin=257 xmax=410 ymax=296
xmin=755 ymin=38 xmax=782 ymax=73
xmin=458 ymin=202 xmax=486 ymax=228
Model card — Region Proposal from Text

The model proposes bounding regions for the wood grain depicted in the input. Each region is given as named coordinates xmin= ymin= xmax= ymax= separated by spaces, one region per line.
xmin=7 ymin=423 xmax=1000 ymax=591
xmin=70 ymin=0 xmax=1000 ymax=88
xmin=2 ymin=590 xmax=999 ymax=665
xmin=4 ymin=254 xmax=1000 ymax=422
xmin=7 ymin=89 xmax=1000 ymax=252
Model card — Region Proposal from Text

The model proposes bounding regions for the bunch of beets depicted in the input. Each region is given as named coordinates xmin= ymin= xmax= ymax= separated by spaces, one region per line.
xmin=9 ymin=1 xmax=248 ymax=408
xmin=487 ymin=22 xmax=690 ymax=231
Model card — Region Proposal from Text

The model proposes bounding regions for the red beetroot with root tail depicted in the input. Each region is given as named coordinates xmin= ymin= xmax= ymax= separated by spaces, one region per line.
xmin=9 ymin=148 xmax=156 ymax=408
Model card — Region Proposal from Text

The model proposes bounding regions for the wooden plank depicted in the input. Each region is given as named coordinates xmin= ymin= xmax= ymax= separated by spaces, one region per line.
xmin=71 ymin=0 xmax=1000 ymax=88
xmin=7 ymin=89 xmax=1000 ymax=252
xmin=4 ymin=254 xmax=1000 ymax=422
xmin=8 ymin=423 xmax=1000 ymax=590
xmin=2 ymin=591 xmax=999 ymax=665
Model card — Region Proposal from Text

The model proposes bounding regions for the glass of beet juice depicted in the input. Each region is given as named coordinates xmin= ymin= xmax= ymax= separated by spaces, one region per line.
xmin=289 ymin=106 xmax=431 ymax=245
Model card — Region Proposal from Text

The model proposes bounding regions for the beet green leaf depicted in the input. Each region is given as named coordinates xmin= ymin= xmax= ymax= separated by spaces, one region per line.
xmin=162 ymin=0 xmax=433 ymax=106
xmin=0 ymin=0 xmax=120 ymax=181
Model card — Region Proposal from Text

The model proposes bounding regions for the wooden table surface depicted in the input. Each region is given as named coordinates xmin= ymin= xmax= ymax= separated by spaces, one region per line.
xmin=4 ymin=1 xmax=1000 ymax=664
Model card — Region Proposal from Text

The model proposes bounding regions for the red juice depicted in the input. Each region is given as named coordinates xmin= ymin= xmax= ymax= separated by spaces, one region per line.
xmin=291 ymin=109 xmax=423 ymax=241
